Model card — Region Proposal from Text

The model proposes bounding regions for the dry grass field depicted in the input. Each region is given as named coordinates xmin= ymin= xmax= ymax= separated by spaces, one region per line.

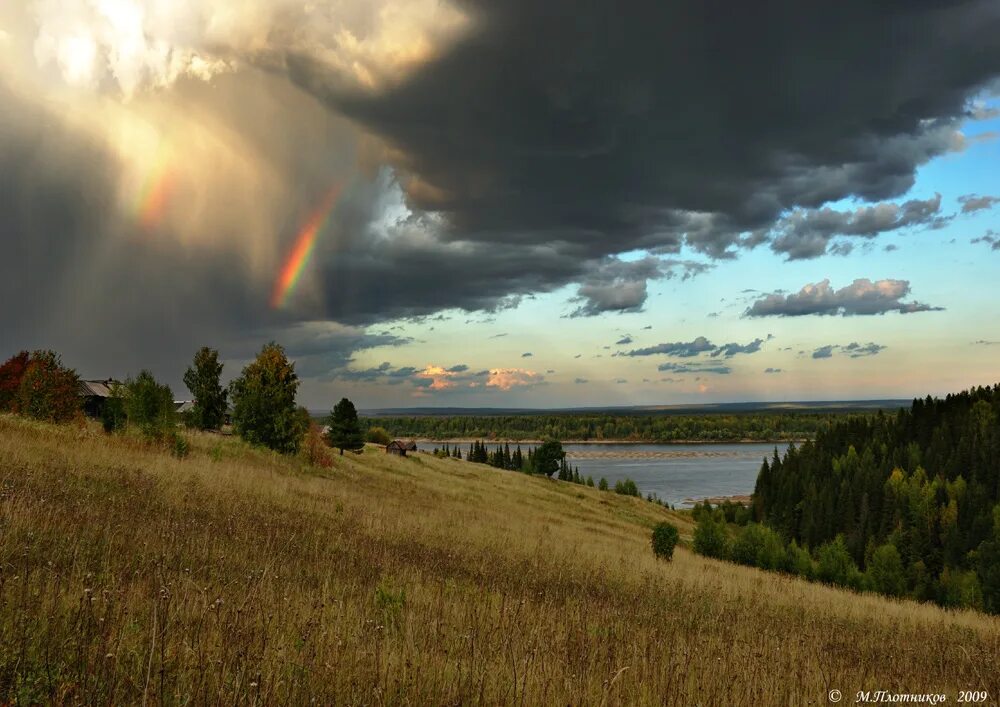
xmin=1 ymin=413 xmax=998 ymax=705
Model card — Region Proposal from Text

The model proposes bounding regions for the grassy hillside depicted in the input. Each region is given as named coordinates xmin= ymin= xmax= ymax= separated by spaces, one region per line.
xmin=1 ymin=414 xmax=998 ymax=705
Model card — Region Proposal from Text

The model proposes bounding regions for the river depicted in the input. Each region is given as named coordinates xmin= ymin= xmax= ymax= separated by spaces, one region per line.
xmin=417 ymin=441 xmax=789 ymax=507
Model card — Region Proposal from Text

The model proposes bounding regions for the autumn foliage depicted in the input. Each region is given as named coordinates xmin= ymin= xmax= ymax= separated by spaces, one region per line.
xmin=0 ymin=351 xmax=30 ymax=412
xmin=1 ymin=350 xmax=81 ymax=423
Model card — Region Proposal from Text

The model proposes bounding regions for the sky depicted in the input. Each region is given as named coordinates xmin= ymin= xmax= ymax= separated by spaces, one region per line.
xmin=1 ymin=0 xmax=999 ymax=410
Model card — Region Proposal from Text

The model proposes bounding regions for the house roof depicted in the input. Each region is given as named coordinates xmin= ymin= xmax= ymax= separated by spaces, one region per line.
xmin=79 ymin=379 xmax=118 ymax=397
xmin=387 ymin=440 xmax=416 ymax=450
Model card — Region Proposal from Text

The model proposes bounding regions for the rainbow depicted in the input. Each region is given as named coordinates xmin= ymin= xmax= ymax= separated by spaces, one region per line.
xmin=271 ymin=185 xmax=342 ymax=309
xmin=135 ymin=151 xmax=176 ymax=231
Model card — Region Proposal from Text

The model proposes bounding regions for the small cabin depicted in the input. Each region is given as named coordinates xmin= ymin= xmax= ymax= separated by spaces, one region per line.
xmin=79 ymin=379 xmax=120 ymax=418
xmin=386 ymin=440 xmax=418 ymax=456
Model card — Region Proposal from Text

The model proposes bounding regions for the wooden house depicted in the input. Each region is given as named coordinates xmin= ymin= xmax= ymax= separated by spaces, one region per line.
xmin=386 ymin=440 xmax=418 ymax=456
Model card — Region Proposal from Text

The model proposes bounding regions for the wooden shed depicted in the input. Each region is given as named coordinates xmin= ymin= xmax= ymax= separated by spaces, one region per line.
xmin=386 ymin=440 xmax=418 ymax=456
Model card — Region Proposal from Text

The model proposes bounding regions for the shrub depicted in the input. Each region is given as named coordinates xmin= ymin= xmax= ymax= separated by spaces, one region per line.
xmin=786 ymin=540 xmax=816 ymax=579
xmin=693 ymin=515 xmax=729 ymax=560
xmin=586 ymin=476 xmax=594 ymax=487
xmin=614 ymin=478 xmax=640 ymax=497
xmin=15 ymin=351 xmax=81 ymax=423
xmin=731 ymin=523 xmax=788 ymax=571
xmin=122 ymin=370 xmax=175 ymax=437
xmin=651 ymin=522 xmax=680 ymax=561
xmin=101 ymin=389 xmax=127 ymax=433
xmin=816 ymin=535 xmax=862 ymax=588
xmin=598 ymin=477 xmax=609 ymax=491
xmin=169 ymin=432 xmax=190 ymax=460
xmin=366 ymin=426 xmax=392 ymax=445
xmin=229 ymin=342 xmax=302 ymax=454
xmin=303 ymin=423 xmax=334 ymax=468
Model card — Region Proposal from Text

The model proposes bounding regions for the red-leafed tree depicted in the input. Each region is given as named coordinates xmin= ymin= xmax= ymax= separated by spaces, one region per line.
xmin=16 ymin=351 xmax=81 ymax=423
xmin=0 ymin=351 xmax=30 ymax=412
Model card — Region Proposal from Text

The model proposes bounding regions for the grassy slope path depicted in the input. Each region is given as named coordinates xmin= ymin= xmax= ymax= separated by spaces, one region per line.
xmin=1 ymin=414 xmax=997 ymax=705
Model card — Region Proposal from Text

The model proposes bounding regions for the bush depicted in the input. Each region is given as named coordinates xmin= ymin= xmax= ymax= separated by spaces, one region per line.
xmin=786 ymin=540 xmax=816 ymax=579
xmin=816 ymin=535 xmax=862 ymax=588
xmin=614 ymin=478 xmax=640 ymax=497
xmin=366 ymin=426 xmax=392 ymax=445
xmin=731 ymin=523 xmax=788 ymax=571
xmin=586 ymin=476 xmax=594 ymax=487
xmin=169 ymin=432 xmax=190 ymax=460
xmin=122 ymin=370 xmax=175 ymax=437
xmin=229 ymin=342 xmax=302 ymax=454
xmin=303 ymin=422 xmax=334 ymax=468
xmin=101 ymin=391 xmax=127 ymax=433
xmin=598 ymin=477 xmax=609 ymax=491
xmin=651 ymin=522 xmax=680 ymax=561
xmin=693 ymin=515 xmax=729 ymax=560
xmin=15 ymin=351 xmax=81 ymax=423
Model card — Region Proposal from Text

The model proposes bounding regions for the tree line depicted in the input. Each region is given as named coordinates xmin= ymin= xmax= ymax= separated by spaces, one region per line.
xmin=0 ymin=344 xmax=369 ymax=462
xmin=360 ymin=411 xmax=854 ymax=443
xmin=689 ymin=385 xmax=1000 ymax=613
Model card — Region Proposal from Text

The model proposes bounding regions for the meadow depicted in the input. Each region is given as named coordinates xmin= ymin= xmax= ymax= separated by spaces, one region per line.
xmin=1 ymin=413 xmax=998 ymax=705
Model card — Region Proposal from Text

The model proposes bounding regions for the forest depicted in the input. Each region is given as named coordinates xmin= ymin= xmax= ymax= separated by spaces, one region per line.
xmin=751 ymin=384 xmax=1000 ymax=612
xmin=359 ymin=411 xmax=858 ymax=442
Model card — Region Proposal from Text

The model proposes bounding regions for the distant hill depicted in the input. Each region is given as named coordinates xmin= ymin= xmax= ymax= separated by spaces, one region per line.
xmin=355 ymin=399 xmax=910 ymax=417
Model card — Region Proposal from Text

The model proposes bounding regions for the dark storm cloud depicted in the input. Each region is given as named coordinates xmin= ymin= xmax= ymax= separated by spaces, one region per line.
xmin=745 ymin=279 xmax=944 ymax=317
xmin=959 ymin=194 xmax=1000 ymax=213
xmin=292 ymin=0 xmax=1000 ymax=269
xmin=7 ymin=0 xmax=1000 ymax=393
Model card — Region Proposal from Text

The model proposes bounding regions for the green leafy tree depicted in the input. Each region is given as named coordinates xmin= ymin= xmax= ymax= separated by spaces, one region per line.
xmin=693 ymin=515 xmax=730 ymax=560
xmin=16 ymin=350 xmax=81 ymax=423
xmin=614 ymin=478 xmax=640 ymax=497
xmin=651 ymin=522 xmax=680 ymax=561
xmin=122 ymin=370 xmax=175 ymax=437
xmin=731 ymin=523 xmax=787 ymax=571
xmin=598 ymin=477 xmax=609 ymax=491
xmin=229 ymin=342 xmax=302 ymax=454
xmin=816 ymin=535 xmax=861 ymax=588
xmin=366 ymin=425 xmax=392 ymax=445
xmin=326 ymin=397 xmax=365 ymax=455
xmin=183 ymin=347 xmax=228 ymax=430
xmin=532 ymin=439 xmax=565 ymax=477
xmin=866 ymin=542 xmax=907 ymax=597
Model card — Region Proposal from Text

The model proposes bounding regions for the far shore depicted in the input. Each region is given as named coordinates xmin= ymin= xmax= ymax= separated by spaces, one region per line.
xmin=412 ymin=438 xmax=805 ymax=446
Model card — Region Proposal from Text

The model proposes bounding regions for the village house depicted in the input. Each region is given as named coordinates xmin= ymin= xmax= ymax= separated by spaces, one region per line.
xmin=78 ymin=379 xmax=119 ymax=418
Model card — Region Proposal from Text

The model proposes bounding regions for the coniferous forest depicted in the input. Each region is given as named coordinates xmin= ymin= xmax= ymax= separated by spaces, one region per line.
xmin=752 ymin=385 xmax=1000 ymax=612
